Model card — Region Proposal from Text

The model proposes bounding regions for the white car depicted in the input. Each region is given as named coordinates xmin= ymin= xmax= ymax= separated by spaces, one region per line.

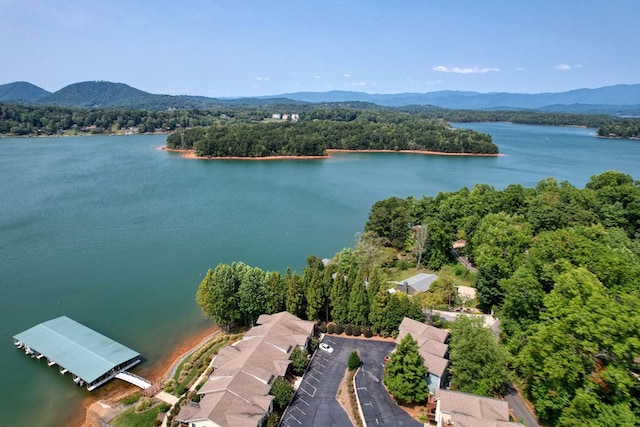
xmin=319 ymin=343 xmax=334 ymax=354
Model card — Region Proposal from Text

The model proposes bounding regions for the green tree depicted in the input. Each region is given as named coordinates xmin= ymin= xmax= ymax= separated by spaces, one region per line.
xmin=285 ymin=271 xmax=305 ymax=318
xmin=290 ymin=347 xmax=308 ymax=376
xmin=330 ymin=270 xmax=350 ymax=324
xmin=269 ymin=377 xmax=294 ymax=409
xmin=265 ymin=271 xmax=286 ymax=314
xmin=348 ymin=351 xmax=361 ymax=371
xmin=448 ymin=316 xmax=508 ymax=396
xmin=195 ymin=263 xmax=240 ymax=331
xmin=347 ymin=270 xmax=369 ymax=326
xmin=238 ymin=266 xmax=267 ymax=326
xmin=384 ymin=333 xmax=428 ymax=403
xmin=365 ymin=197 xmax=412 ymax=249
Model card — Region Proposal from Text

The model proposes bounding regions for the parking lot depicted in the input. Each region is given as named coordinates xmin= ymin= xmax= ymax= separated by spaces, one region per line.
xmin=281 ymin=336 xmax=421 ymax=427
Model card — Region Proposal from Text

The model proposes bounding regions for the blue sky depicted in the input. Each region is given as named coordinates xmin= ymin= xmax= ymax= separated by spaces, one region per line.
xmin=1 ymin=0 xmax=639 ymax=97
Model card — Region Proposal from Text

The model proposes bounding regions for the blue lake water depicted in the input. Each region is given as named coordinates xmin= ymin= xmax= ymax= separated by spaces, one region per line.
xmin=0 ymin=123 xmax=638 ymax=426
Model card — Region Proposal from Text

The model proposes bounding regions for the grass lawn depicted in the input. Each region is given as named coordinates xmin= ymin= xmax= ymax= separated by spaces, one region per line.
xmin=111 ymin=405 xmax=162 ymax=427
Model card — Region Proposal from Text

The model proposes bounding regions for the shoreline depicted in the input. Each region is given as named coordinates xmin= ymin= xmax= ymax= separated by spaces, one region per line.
xmin=161 ymin=146 xmax=502 ymax=159
xmin=80 ymin=323 xmax=220 ymax=427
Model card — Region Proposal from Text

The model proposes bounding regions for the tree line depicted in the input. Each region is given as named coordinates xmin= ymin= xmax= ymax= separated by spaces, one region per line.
xmin=196 ymin=251 xmax=424 ymax=337
xmin=4 ymin=101 xmax=639 ymax=140
xmin=166 ymin=112 xmax=498 ymax=156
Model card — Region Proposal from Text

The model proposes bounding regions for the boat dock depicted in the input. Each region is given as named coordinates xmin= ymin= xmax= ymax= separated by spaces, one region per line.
xmin=13 ymin=316 xmax=151 ymax=391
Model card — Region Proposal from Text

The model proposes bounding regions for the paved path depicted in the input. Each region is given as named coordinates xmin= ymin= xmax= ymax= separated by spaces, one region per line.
xmin=450 ymin=248 xmax=478 ymax=273
xmin=504 ymin=384 xmax=540 ymax=427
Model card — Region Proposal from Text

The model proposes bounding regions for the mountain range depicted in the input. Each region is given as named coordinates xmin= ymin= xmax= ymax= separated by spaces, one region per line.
xmin=1 ymin=80 xmax=639 ymax=115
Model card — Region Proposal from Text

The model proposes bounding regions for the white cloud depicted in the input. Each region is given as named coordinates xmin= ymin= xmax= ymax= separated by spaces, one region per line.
xmin=555 ymin=64 xmax=572 ymax=71
xmin=433 ymin=65 xmax=500 ymax=74
xmin=314 ymin=75 xmax=321 ymax=79
xmin=255 ymin=77 xmax=269 ymax=81
xmin=516 ymin=67 xmax=527 ymax=72
xmin=343 ymin=73 xmax=350 ymax=78
xmin=351 ymin=81 xmax=366 ymax=86
xmin=427 ymin=80 xmax=443 ymax=85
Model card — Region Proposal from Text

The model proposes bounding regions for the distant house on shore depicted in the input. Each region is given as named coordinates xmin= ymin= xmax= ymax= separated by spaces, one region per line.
xmin=435 ymin=389 xmax=524 ymax=427
xmin=395 ymin=273 xmax=439 ymax=295
xmin=176 ymin=312 xmax=314 ymax=427
xmin=397 ymin=317 xmax=450 ymax=394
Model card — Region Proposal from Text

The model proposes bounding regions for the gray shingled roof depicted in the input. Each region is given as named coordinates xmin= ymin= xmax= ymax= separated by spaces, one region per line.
xmin=13 ymin=316 xmax=140 ymax=384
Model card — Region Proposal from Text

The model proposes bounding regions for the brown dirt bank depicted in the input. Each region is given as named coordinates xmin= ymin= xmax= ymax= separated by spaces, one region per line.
xmin=161 ymin=147 xmax=502 ymax=159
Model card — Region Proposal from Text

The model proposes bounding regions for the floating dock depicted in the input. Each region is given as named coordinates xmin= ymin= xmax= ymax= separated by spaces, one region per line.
xmin=13 ymin=316 xmax=150 ymax=391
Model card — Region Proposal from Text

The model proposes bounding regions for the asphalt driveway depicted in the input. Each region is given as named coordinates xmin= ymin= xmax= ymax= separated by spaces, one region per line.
xmin=281 ymin=336 xmax=421 ymax=427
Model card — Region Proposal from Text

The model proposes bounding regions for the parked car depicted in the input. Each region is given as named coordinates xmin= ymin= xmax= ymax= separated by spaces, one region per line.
xmin=319 ymin=343 xmax=334 ymax=354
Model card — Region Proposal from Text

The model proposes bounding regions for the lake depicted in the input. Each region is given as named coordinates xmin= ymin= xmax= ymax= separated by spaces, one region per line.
xmin=0 ymin=123 xmax=638 ymax=426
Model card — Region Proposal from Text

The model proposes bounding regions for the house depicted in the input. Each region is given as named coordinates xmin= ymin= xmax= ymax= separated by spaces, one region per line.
xmin=176 ymin=312 xmax=314 ymax=427
xmin=397 ymin=317 xmax=450 ymax=394
xmin=272 ymin=113 xmax=282 ymax=119
xmin=435 ymin=389 xmax=524 ymax=427
xmin=395 ymin=273 xmax=439 ymax=295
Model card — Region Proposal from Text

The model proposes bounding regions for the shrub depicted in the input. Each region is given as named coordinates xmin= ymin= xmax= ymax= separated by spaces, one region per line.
xmin=348 ymin=351 xmax=361 ymax=371
xmin=191 ymin=393 xmax=201 ymax=403
xmin=309 ymin=337 xmax=319 ymax=353
xmin=318 ymin=322 xmax=327 ymax=333
xmin=327 ymin=323 xmax=336 ymax=334
xmin=290 ymin=347 xmax=308 ymax=376
xmin=266 ymin=412 xmax=280 ymax=427
xmin=344 ymin=324 xmax=354 ymax=336
xmin=163 ymin=379 xmax=177 ymax=393
xmin=120 ymin=391 xmax=142 ymax=405
xmin=159 ymin=403 xmax=171 ymax=413
xmin=154 ymin=419 xmax=162 ymax=426
xmin=363 ymin=327 xmax=373 ymax=338
xmin=270 ymin=377 xmax=294 ymax=409
xmin=135 ymin=397 xmax=153 ymax=412
xmin=334 ymin=324 xmax=345 ymax=334
xmin=352 ymin=325 xmax=362 ymax=336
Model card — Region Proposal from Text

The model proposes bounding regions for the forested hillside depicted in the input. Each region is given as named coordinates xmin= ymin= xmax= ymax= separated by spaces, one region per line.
xmin=360 ymin=171 xmax=640 ymax=425
xmin=166 ymin=109 xmax=498 ymax=156
xmin=195 ymin=170 xmax=640 ymax=426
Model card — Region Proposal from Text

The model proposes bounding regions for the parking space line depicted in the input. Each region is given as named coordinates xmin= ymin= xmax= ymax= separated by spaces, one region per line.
xmin=300 ymin=384 xmax=317 ymax=397
xmin=306 ymin=373 xmax=320 ymax=383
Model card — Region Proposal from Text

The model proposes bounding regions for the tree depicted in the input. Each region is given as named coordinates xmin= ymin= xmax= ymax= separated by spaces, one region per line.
xmin=285 ymin=270 xmax=305 ymax=318
xmin=269 ymin=377 xmax=294 ymax=409
xmin=413 ymin=223 xmax=428 ymax=269
xmin=195 ymin=263 xmax=240 ymax=331
xmin=265 ymin=271 xmax=286 ymax=314
xmin=238 ymin=266 xmax=267 ymax=326
xmin=384 ymin=333 xmax=428 ymax=403
xmin=330 ymin=270 xmax=350 ymax=324
xmin=347 ymin=270 xmax=369 ymax=326
xmin=365 ymin=197 xmax=412 ymax=249
xmin=348 ymin=351 xmax=361 ymax=371
xmin=369 ymin=287 xmax=390 ymax=334
xmin=448 ymin=316 xmax=508 ymax=397
xmin=290 ymin=347 xmax=308 ymax=376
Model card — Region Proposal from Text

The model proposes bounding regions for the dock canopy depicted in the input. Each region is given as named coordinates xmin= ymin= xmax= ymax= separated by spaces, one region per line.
xmin=13 ymin=316 xmax=141 ymax=390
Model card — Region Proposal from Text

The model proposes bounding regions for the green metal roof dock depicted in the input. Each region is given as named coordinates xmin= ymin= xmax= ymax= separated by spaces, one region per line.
xmin=13 ymin=316 xmax=145 ymax=391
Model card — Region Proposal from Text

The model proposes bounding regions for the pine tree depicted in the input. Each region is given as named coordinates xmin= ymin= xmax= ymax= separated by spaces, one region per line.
xmin=348 ymin=270 xmax=369 ymax=326
xmin=330 ymin=271 xmax=350 ymax=324
xmin=369 ymin=287 xmax=390 ymax=334
xmin=384 ymin=333 xmax=428 ymax=404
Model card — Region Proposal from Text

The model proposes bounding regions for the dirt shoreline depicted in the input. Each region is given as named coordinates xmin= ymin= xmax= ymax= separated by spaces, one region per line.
xmin=80 ymin=324 xmax=220 ymax=427
xmin=161 ymin=147 xmax=502 ymax=159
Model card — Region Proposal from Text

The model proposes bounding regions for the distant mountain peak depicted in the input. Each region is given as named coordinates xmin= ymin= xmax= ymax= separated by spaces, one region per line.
xmin=0 ymin=81 xmax=50 ymax=102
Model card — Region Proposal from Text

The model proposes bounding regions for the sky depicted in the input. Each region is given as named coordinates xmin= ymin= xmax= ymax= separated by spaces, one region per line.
xmin=1 ymin=0 xmax=639 ymax=97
